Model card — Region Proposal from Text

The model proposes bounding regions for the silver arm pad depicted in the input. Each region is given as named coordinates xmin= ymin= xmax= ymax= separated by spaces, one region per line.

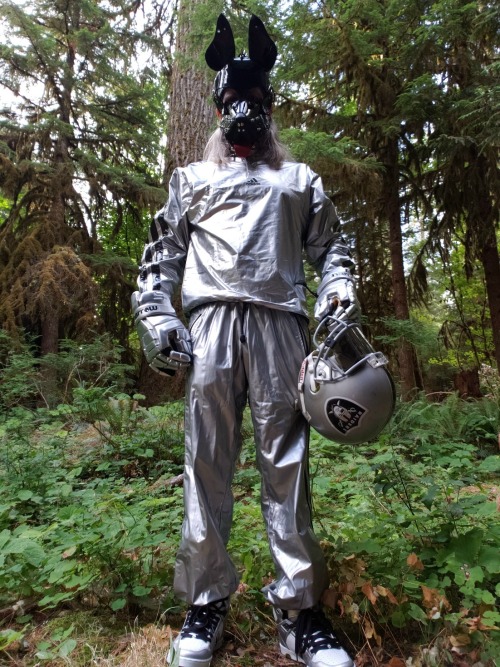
xmin=131 ymin=291 xmax=192 ymax=375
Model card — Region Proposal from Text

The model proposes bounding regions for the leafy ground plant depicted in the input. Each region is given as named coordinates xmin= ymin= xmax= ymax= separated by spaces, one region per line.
xmin=0 ymin=392 xmax=498 ymax=666
xmin=309 ymin=394 xmax=500 ymax=665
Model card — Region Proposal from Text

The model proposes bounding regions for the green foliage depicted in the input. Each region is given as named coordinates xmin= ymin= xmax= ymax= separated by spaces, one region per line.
xmin=0 ymin=0 xmax=169 ymax=358
xmin=281 ymin=129 xmax=381 ymax=177
xmin=0 ymin=331 xmax=40 ymax=408
xmin=308 ymin=393 xmax=499 ymax=656
xmin=71 ymin=388 xmax=185 ymax=476
xmin=32 ymin=622 xmax=77 ymax=662
xmin=0 ymin=395 xmax=186 ymax=612
xmin=2 ymin=0 xmax=499 ymax=399
xmin=1 ymin=389 xmax=498 ymax=664
xmin=275 ymin=0 xmax=500 ymax=386
xmin=408 ymin=234 xmax=496 ymax=376
xmin=0 ymin=330 xmax=133 ymax=410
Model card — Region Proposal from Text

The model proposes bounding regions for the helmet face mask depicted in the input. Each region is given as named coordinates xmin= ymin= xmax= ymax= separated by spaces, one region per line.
xmin=299 ymin=315 xmax=396 ymax=445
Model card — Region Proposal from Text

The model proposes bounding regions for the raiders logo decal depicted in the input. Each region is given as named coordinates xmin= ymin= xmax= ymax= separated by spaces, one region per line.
xmin=326 ymin=398 xmax=366 ymax=434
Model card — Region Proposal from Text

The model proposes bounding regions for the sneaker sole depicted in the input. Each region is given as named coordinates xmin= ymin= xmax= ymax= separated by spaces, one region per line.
xmin=168 ymin=651 xmax=215 ymax=667
xmin=176 ymin=658 xmax=213 ymax=667
xmin=279 ymin=641 xmax=356 ymax=667
xmin=279 ymin=643 xmax=306 ymax=664
xmin=168 ymin=635 xmax=224 ymax=667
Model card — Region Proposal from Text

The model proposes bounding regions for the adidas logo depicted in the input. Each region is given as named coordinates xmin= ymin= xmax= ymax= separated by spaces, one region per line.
xmin=244 ymin=177 xmax=259 ymax=185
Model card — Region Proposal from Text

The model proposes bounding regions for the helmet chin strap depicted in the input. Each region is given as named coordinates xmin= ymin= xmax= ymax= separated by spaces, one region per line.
xmin=232 ymin=143 xmax=254 ymax=158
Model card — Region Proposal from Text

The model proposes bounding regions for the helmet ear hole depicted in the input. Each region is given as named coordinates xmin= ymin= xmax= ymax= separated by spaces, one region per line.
xmin=309 ymin=377 xmax=320 ymax=394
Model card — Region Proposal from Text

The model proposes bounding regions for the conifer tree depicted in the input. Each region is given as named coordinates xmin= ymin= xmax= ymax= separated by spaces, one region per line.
xmin=0 ymin=0 xmax=168 ymax=373
xmin=274 ymin=0 xmax=499 ymax=390
xmin=164 ymin=0 xmax=218 ymax=175
xmin=136 ymin=0 xmax=219 ymax=402
xmin=413 ymin=0 xmax=500 ymax=375
xmin=276 ymin=0 xmax=427 ymax=397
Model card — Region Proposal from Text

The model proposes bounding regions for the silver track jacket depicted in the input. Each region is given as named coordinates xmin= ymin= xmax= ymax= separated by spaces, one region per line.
xmin=138 ymin=159 xmax=353 ymax=316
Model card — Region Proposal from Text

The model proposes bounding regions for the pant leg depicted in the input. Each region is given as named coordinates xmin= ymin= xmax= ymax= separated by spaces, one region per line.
xmin=244 ymin=306 xmax=329 ymax=610
xmin=174 ymin=303 xmax=248 ymax=606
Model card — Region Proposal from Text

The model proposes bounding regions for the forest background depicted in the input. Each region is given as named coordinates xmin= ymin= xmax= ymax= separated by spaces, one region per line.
xmin=0 ymin=0 xmax=498 ymax=665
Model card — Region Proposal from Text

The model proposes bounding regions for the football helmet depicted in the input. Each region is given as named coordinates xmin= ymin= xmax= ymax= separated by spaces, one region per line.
xmin=298 ymin=308 xmax=395 ymax=444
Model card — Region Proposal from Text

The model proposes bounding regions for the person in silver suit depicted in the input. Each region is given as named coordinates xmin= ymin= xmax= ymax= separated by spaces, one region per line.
xmin=132 ymin=14 xmax=357 ymax=667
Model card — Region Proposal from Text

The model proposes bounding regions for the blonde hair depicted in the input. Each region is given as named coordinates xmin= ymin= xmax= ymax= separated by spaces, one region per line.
xmin=203 ymin=121 xmax=293 ymax=169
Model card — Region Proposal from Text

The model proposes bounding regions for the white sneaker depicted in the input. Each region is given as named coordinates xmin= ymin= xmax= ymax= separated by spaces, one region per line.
xmin=274 ymin=607 xmax=354 ymax=667
xmin=167 ymin=598 xmax=229 ymax=667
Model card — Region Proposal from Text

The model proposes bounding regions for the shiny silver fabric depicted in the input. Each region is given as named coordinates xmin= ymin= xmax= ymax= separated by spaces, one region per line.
xmin=138 ymin=160 xmax=353 ymax=317
xmin=174 ymin=302 xmax=329 ymax=609
xmin=137 ymin=158 xmax=354 ymax=609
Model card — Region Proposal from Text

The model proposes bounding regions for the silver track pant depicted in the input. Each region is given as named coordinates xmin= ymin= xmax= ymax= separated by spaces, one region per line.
xmin=174 ymin=303 xmax=329 ymax=609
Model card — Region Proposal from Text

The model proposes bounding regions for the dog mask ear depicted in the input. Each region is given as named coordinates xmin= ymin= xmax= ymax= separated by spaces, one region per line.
xmin=205 ymin=14 xmax=236 ymax=71
xmin=248 ymin=15 xmax=277 ymax=72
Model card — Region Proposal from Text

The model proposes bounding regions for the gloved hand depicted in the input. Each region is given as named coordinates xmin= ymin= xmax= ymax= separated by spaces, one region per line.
xmin=131 ymin=291 xmax=193 ymax=375
xmin=314 ymin=267 xmax=360 ymax=322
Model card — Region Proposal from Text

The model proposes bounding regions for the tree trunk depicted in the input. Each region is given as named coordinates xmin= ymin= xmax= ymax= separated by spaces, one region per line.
xmin=139 ymin=0 xmax=213 ymax=404
xmin=39 ymin=312 xmax=59 ymax=408
xmin=454 ymin=368 xmax=482 ymax=399
xmin=164 ymin=0 xmax=213 ymax=178
xmin=40 ymin=313 xmax=59 ymax=356
xmin=384 ymin=137 xmax=419 ymax=399
xmin=482 ymin=231 xmax=500 ymax=372
xmin=476 ymin=155 xmax=500 ymax=374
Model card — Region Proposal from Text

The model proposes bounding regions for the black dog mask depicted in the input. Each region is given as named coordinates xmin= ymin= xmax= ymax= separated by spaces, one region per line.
xmin=205 ymin=14 xmax=277 ymax=107
xmin=205 ymin=15 xmax=277 ymax=150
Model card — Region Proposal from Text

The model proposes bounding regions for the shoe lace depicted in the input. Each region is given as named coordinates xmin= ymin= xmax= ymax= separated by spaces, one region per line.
xmin=181 ymin=599 xmax=228 ymax=641
xmin=294 ymin=607 xmax=342 ymax=657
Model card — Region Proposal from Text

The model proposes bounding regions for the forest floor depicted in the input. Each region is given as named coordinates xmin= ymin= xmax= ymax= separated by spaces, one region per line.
xmin=2 ymin=609 xmax=321 ymax=666
xmin=3 ymin=604 xmax=489 ymax=667
xmin=2 ymin=396 xmax=498 ymax=667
